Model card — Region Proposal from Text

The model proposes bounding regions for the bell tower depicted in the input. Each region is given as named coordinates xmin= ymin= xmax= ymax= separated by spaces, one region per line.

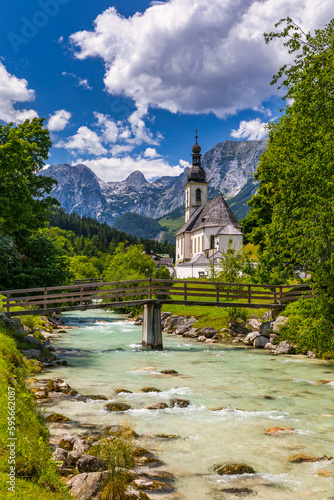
xmin=185 ymin=131 xmax=208 ymax=222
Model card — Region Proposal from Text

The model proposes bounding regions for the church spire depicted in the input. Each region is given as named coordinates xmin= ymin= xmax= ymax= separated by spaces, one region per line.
xmin=187 ymin=130 xmax=206 ymax=182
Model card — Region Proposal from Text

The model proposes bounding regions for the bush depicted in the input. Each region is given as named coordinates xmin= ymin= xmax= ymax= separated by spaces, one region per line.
xmin=277 ymin=297 xmax=334 ymax=358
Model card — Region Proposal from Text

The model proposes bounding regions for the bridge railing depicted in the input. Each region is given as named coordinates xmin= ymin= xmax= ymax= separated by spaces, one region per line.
xmin=0 ymin=280 xmax=313 ymax=316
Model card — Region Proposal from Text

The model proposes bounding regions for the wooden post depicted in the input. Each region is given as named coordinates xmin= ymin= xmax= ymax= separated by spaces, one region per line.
xmin=115 ymin=283 xmax=119 ymax=302
xmin=142 ymin=302 xmax=163 ymax=350
xmin=184 ymin=282 xmax=187 ymax=301
xmin=149 ymin=278 xmax=152 ymax=299
xmin=44 ymin=288 xmax=48 ymax=310
xmin=248 ymin=284 xmax=251 ymax=305
xmin=6 ymin=293 xmax=10 ymax=315
xmin=80 ymin=286 xmax=84 ymax=306
xmin=279 ymin=286 xmax=283 ymax=305
xmin=216 ymin=283 xmax=220 ymax=303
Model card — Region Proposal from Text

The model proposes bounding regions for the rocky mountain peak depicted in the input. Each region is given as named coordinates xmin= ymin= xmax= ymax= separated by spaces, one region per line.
xmin=124 ymin=170 xmax=148 ymax=187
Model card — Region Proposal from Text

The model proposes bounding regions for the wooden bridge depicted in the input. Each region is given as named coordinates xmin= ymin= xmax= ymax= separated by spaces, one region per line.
xmin=1 ymin=279 xmax=311 ymax=350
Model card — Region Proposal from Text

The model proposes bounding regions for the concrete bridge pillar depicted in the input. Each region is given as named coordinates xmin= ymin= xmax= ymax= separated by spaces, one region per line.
xmin=142 ymin=302 xmax=163 ymax=350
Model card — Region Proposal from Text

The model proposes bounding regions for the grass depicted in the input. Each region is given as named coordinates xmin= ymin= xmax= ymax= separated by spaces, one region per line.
xmin=161 ymin=303 xmax=269 ymax=330
xmin=0 ymin=321 xmax=71 ymax=498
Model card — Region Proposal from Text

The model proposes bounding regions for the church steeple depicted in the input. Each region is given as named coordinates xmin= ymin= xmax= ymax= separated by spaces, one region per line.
xmin=185 ymin=131 xmax=208 ymax=222
xmin=187 ymin=130 xmax=206 ymax=182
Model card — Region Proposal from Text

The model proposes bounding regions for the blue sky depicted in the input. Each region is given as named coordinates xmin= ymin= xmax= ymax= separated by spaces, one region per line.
xmin=1 ymin=0 xmax=333 ymax=182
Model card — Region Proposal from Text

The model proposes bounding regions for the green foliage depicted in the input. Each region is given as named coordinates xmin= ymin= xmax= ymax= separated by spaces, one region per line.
xmin=0 ymin=119 xmax=56 ymax=240
xmin=0 ymin=322 xmax=67 ymax=493
xmin=48 ymin=207 xmax=175 ymax=257
xmin=104 ymin=243 xmax=155 ymax=282
xmin=277 ymin=297 xmax=334 ymax=359
xmin=207 ymin=239 xmax=255 ymax=283
xmin=0 ymin=232 xmax=71 ymax=290
xmin=114 ymin=212 xmax=167 ymax=240
xmin=88 ymin=429 xmax=135 ymax=500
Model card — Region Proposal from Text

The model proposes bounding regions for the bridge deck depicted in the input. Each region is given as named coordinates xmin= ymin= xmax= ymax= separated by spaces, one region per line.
xmin=0 ymin=279 xmax=312 ymax=317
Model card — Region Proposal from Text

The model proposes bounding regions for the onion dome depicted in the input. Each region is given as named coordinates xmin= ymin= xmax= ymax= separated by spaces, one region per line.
xmin=187 ymin=130 xmax=206 ymax=182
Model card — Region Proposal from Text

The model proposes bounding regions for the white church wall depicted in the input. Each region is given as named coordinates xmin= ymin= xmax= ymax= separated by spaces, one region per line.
xmin=216 ymin=234 xmax=243 ymax=252
xmin=176 ymin=264 xmax=220 ymax=279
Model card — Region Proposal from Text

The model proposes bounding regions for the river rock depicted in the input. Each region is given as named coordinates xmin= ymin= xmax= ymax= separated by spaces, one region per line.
xmin=270 ymin=341 xmax=294 ymax=355
xmin=132 ymin=478 xmax=173 ymax=492
xmin=243 ymin=331 xmax=260 ymax=345
xmin=59 ymin=437 xmax=77 ymax=451
xmin=144 ymin=403 xmax=168 ymax=410
xmin=124 ymin=486 xmax=150 ymax=499
xmin=253 ymin=336 xmax=269 ymax=348
xmin=197 ymin=327 xmax=219 ymax=338
xmin=139 ymin=387 xmax=161 ymax=393
xmin=307 ymin=351 xmax=316 ymax=358
xmin=221 ymin=328 xmax=235 ymax=336
xmin=72 ymin=438 xmax=91 ymax=454
xmin=66 ymin=471 xmax=110 ymax=500
xmin=229 ymin=322 xmax=249 ymax=336
xmin=246 ymin=318 xmax=261 ymax=331
xmin=262 ymin=311 xmax=272 ymax=321
xmin=259 ymin=321 xmax=274 ymax=337
xmin=288 ymin=454 xmax=332 ymax=463
xmin=160 ymin=369 xmax=178 ymax=376
xmin=115 ymin=388 xmax=133 ymax=394
xmin=52 ymin=448 xmax=74 ymax=467
xmin=232 ymin=337 xmax=244 ymax=343
xmin=23 ymin=335 xmax=44 ymax=348
xmin=46 ymin=413 xmax=70 ymax=422
xmin=104 ymin=402 xmax=131 ymax=412
xmin=170 ymin=398 xmax=191 ymax=408
xmin=175 ymin=317 xmax=197 ymax=334
xmin=264 ymin=343 xmax=276 ymax=350
xmin=265 ymin=426 xmax=294 ymax=435
xmin=182 ymin=328 xmax=198 ymax=338
xmin=76 ymin=454 xmax=107 ymax=473
xmin=21 ymin=348 xmax=42 ymax=360
xmin=270 ymin=333 xmax=278 ymax=344
xmin=273 ymin=316 xmax=288 ymax=332
xmin=213 ymin=463 xmax=256 ymax=475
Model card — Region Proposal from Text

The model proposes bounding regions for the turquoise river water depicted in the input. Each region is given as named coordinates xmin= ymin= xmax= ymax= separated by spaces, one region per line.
xmin=39 ymin=310 xmax=334 ymax=499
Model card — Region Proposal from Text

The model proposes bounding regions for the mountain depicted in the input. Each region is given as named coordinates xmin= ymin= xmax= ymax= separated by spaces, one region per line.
xmin=41 ymin=139 xmax=266 ymax=228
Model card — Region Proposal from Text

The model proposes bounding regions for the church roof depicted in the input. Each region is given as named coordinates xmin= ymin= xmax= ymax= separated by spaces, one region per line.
xmin=215 ymin=224 xmax=243 ymax=236
xmin=176 ymin=195 xmax=241 ymax=236
xmin=187 ymin=164 xmax=206 ymax=182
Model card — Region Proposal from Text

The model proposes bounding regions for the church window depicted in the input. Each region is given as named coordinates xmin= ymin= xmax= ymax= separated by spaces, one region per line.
xmin=194 ymin=239 xmax=196 ymax=253
xmin=210 ymin=235 xmax=215 ymax=249
xmin=196 ymin=188 xmax=201 ymax=204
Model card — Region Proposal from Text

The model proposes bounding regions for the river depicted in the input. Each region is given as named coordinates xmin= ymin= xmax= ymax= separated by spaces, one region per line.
xmin=39 ymin=309 xmax=334 ymax=499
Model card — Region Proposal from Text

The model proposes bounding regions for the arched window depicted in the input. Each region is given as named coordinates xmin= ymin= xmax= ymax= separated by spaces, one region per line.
xmin=210 ymin=235 xmax=215 ymax=250
xmin=196 ymin=188 xmax=201 ymax=204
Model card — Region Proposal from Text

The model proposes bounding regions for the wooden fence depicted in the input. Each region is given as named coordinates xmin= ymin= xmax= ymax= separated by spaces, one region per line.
xmin=0 ymin=279 xmax=313 ymax=317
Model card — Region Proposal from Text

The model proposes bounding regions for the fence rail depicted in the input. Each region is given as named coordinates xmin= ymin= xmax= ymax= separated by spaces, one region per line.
xmin=0 ymin=279 xmax=313 ymax=317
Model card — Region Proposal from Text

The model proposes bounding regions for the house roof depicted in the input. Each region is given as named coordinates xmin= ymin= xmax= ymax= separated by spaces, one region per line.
xmin=176 ymin=195 xmax=242 ymax=235
xmin=215 ymin=224 xmax=243 ymax=236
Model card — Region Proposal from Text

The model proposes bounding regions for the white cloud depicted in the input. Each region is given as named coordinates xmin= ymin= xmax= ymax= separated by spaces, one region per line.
xmin=47 ymin=109 xmax=72 ymax=132
xmin=69 ymin=0 xmax=334 ymax=118
xmin=56 ymin=126 xmax=107 ymax=155
xmin=231 ymin=118 xmax=268 ymax=140
xmin=62 ymin=71 xmax=92 ymax=91
xmin=179 ymin=159 xmax=191 ymax=169
xmin=73 ymin=155 xmax=184 ymax=182
xmin=110 ymin=144 xmax=135 ymax=156
xmin=94 ymin=112 xmax=119 ymax=143
xmin=0 ymin=62 xmax=38 ymax=123
xmin=143 ymin=147 xmax=159 ymax=159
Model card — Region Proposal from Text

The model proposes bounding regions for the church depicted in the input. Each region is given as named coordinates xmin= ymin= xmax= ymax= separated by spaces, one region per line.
xmin=175 ymin=134 xmax=243 ymax=279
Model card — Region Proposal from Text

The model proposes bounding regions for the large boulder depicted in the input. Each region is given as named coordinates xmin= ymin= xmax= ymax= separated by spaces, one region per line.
xmin=229 ymin=322 xmax=249 ymax=336
xmin=144 ymin=403 xmax=168 ymax=410
xmin=246 ymin=318 xmax=261 ymax=331
xmin=76 ymin=454 xmax=106 ymax=473
xmin=259 ymin=321 xmax=274 ymax=338
xmin=182 ymin=328 xmax=198 ymax=338
xmin=52 ymin=447 xmax=74 ymax=467
xmin=197 ymin=327 xmax=219 ymax=339
xmin=21 ymin=349 xmax=42 ymax=360
xmin=270 ymin=341 xmax=294 ymax=355
xmin=170 ymin=398 xmax=191 ymax=408
xmin=253 ymin=336 xmax=269 ymax=348
xmin=243 ymin=332 xmax=260 ymax=345
xmin=66 ymin=471 xmax=110 ymax=500
xmin=174 ymin=317 xmax=197 ymax=335
xmin=273 ymin=316 xmax=288 ymax=332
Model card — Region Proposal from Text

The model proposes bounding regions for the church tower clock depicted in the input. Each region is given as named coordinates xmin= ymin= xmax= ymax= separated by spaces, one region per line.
xmin=184 ymin=131 xmax=208 ymax=222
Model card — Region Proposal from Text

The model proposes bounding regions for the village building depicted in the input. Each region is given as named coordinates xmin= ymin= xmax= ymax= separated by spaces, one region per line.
xmin=175 ymin=133 xmax=243 ymax=279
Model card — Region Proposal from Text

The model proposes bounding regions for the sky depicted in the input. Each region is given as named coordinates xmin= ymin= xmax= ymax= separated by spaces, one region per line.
xmin=1 ymin=0 xmax=333 ymax=182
